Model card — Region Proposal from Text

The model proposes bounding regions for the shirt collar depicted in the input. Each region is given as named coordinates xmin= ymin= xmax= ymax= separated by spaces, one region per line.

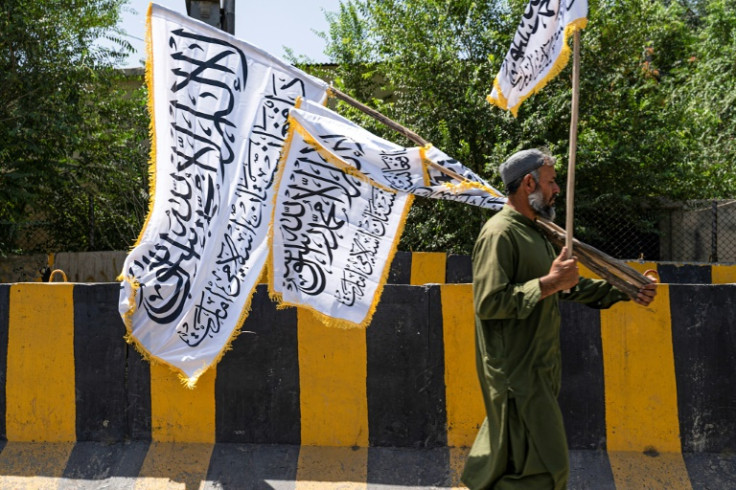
xmin=501 ymin=204 xmax=538 ymax=229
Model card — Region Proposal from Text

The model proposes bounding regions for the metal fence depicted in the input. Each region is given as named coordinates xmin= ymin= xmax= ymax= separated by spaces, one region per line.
xmin=0 ymin=221 xmax=55 ymax=256
xmin=575 ymin=199 xmax=736 ymax=264
xmin=3 ymin=200 xmax=736 ymax=264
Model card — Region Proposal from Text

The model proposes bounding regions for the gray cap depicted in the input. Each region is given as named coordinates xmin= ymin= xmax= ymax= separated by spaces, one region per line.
xmin=499 ymin=149 xmax=547 ymax=186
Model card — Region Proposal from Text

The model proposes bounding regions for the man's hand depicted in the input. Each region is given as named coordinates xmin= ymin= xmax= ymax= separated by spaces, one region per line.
xmin=540 ymin=247 xmax=579 ymax=298
xmin=634 ymin=280 xmax=657 ymax=307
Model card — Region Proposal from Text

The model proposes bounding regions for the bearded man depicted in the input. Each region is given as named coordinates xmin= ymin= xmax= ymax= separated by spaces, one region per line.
xmin=461 ymin=148 xmax=657 ymax=489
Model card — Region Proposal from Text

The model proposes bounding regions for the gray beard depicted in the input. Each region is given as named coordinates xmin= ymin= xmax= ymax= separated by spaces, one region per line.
xmin=529 ymin=188 xmax=556 ymax=221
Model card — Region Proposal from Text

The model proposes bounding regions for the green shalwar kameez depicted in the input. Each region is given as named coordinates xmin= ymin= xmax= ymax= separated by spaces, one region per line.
xmin=462 ymin=206 xmax=628 ymax=490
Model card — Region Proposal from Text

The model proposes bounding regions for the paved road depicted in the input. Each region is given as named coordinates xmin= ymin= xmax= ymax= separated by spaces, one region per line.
xmin=0 ymin=442 xmax=733 ymax=489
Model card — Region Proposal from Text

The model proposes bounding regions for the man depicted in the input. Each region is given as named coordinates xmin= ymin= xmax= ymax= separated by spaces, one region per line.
xmin=461 ymin=148 xmax=657 ymax=489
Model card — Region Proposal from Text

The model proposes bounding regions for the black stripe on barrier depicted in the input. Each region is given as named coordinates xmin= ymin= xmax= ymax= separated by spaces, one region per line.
xmin=61 ymin=441 xmax=149 ymax=481
xmin=126 ymin=319 xmax=152 ymax=441
xmin=388 ymin=251 xmax=412 ymax=284
xmin=670 ymin=284 xmax=736 ymax=453
xmin=0 ymin=285 xmax=8 ymax=441
xmin=206 ymin=443 xmax=300 ymax=486
xmin=446 ymin=254 xmax=472 ymax=283
xmin=658 ymin=264 xmax=712 ymax=284
xmin=559 ymin=302 xmax=607 ymax=450
xmin=367 ymin=285 xmax=447 ymax=448
xmin=215 ymin=285 xmax=300 ymax=444
xmin=73 ymin=284 xmax=130 ymax=442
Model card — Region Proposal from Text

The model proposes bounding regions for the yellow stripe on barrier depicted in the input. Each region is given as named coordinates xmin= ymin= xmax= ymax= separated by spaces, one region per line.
xmin=150 ymin=364 xmax=216 ymax=443
xmin=410 ymin=252 xmax=447 ymax=285
xmin=601 ymin=285 xmax=680 ymax=452
xmin=134 ymin=442 xmax=213 ymax=490
xmin=600 ymin=285 xmax=691 ymax=488
xmin=440 ymin=284 xmax=484 ymax=448
xmin=295 ymin=446 xmax=368 ymax=489
xmin=298 ymin=309 xmax=369 ymax=447
xmin=7 ymin=284 xmax=76 ymax=442
xmin=712 ymin=264 xmax=736 ymax=284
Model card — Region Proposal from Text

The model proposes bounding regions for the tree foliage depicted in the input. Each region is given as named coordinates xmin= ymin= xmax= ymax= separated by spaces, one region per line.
xmin=0 ymin=0 xmax=149 ymax=254
xmin=315 ymin=0 xmax=736 ymax=253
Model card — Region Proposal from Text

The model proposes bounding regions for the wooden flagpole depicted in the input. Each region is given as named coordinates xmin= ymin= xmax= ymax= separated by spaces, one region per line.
xmin=566 ymin=30 xmax=581 ymax=257
xmin=328 ymin=86 xmax=468 ymax=184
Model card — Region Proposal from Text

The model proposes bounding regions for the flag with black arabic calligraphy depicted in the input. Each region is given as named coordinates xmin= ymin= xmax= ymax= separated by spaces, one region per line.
xmin=269 ymin=101 xmax=506 ymax=329
xmin=118 ymin=4 xmax=328 ymax=387
xmin=488 ymin=0 xmax=588 ymax=116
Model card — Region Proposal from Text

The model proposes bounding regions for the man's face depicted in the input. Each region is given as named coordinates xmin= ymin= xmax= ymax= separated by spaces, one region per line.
xmin=528 ymin=164 xmax=560 ymax=220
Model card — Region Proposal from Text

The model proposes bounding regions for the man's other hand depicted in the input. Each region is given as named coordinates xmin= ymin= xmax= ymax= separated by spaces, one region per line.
xmin=634 ymin=280 xmax=657 ymax=307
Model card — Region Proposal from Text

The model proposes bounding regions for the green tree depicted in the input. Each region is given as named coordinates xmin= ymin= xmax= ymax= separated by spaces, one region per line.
xmin=315 ymin=0 xmax=735 ymax=255
xmin=0 ymin=0 xmax=149 ymax=254
xmin=318 ymin=0 xmax=519 ymax=254
xmin=669 ymin=0 xmax=736 ymax=198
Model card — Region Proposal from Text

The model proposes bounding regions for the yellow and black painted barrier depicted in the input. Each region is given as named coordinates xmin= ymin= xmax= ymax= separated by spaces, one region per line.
xmin=390 ymin=250 xmax=736 ymax=285
xmin=0 ymin=253 xmax=734 ymax=487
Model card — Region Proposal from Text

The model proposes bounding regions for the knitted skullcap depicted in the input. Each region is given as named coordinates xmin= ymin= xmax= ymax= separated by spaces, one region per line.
xmin=499 ymin=149 xmax=548 ymax=186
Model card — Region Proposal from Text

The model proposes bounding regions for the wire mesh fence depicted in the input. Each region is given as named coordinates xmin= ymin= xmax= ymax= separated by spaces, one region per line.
xmin=0 ymin=221 xmax=56 ymax=256
xmin=3 ymin=199 xmax=736 ymax=264
xmin=574 ymin=199 xmax=736 ymax=264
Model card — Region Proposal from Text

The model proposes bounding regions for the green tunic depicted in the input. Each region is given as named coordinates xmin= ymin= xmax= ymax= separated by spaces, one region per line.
xmin=461 ymin=206 xmax=628 ymax=490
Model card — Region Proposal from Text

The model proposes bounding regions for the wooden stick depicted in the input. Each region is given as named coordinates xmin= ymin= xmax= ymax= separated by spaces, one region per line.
xmin=329 ymin=86 xmax=428 ymax=145
xmin=562 ymin=30 xmax=582 ymax=294
xmin=537 ymin=219 xmax=649 ymax=300
xmin=539 ymin=219 xmax=647 ymax=287
xmin=566 ymin=30 xmax=581 ymax=257
xmin=328 ymin=86 xmax=467 ymax=184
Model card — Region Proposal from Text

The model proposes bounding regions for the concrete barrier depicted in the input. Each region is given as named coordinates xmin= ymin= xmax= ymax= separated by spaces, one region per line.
xmin=0 ymin=280 xmax=734 ymax=487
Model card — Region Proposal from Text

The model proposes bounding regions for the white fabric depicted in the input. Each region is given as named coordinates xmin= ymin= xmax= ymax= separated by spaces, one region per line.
xmin=295 ymin=100 xmax=505 ymax=209
xmin=118 ymin=4 xmax=328 ymax=384
xmin=270 ymin=104 xmax=505 ymax=328
xmin=488 ymin=0 xmax=588 ymax=116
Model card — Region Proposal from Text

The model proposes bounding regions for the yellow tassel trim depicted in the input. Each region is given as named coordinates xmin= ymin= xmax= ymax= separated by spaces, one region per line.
xmin=131 ymin=3 xmax=159 ymax=248
xmin=266 ymin=112 xmax=300 ymax=304
xmin=418 ymin=145 xmax=432 ymax=186
xmin=488 ymin=17 xmax=588 ymax=117
xmin=420 ymin=146 xmax=504 ymax=198
xmin=440 ymin=179 xmax=505 ymax=198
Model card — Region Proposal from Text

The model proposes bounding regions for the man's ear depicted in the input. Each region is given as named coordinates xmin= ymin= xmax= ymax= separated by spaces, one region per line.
xmin=523 ymin=173 xmax=536 ymax=192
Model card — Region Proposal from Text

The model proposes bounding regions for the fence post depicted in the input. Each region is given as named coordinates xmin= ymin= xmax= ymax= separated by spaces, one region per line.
xmin=88 ymin=194 xmax=95 ymax=251
xmin=711 ymin=200 xmax=718 ymax=263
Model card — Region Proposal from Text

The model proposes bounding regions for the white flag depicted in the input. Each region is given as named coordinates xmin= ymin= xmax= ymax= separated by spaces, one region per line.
xmin=488 ymin=0 xmax=588 ymax=116
xmin=118 ymin=4 xmax=328 ymax=386
xmin=269 ymin=102 xmax=505 ymax=328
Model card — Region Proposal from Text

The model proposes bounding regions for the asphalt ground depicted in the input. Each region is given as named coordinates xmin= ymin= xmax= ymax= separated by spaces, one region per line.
xmin=0 ymin=443 xmax=734 ymax=489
